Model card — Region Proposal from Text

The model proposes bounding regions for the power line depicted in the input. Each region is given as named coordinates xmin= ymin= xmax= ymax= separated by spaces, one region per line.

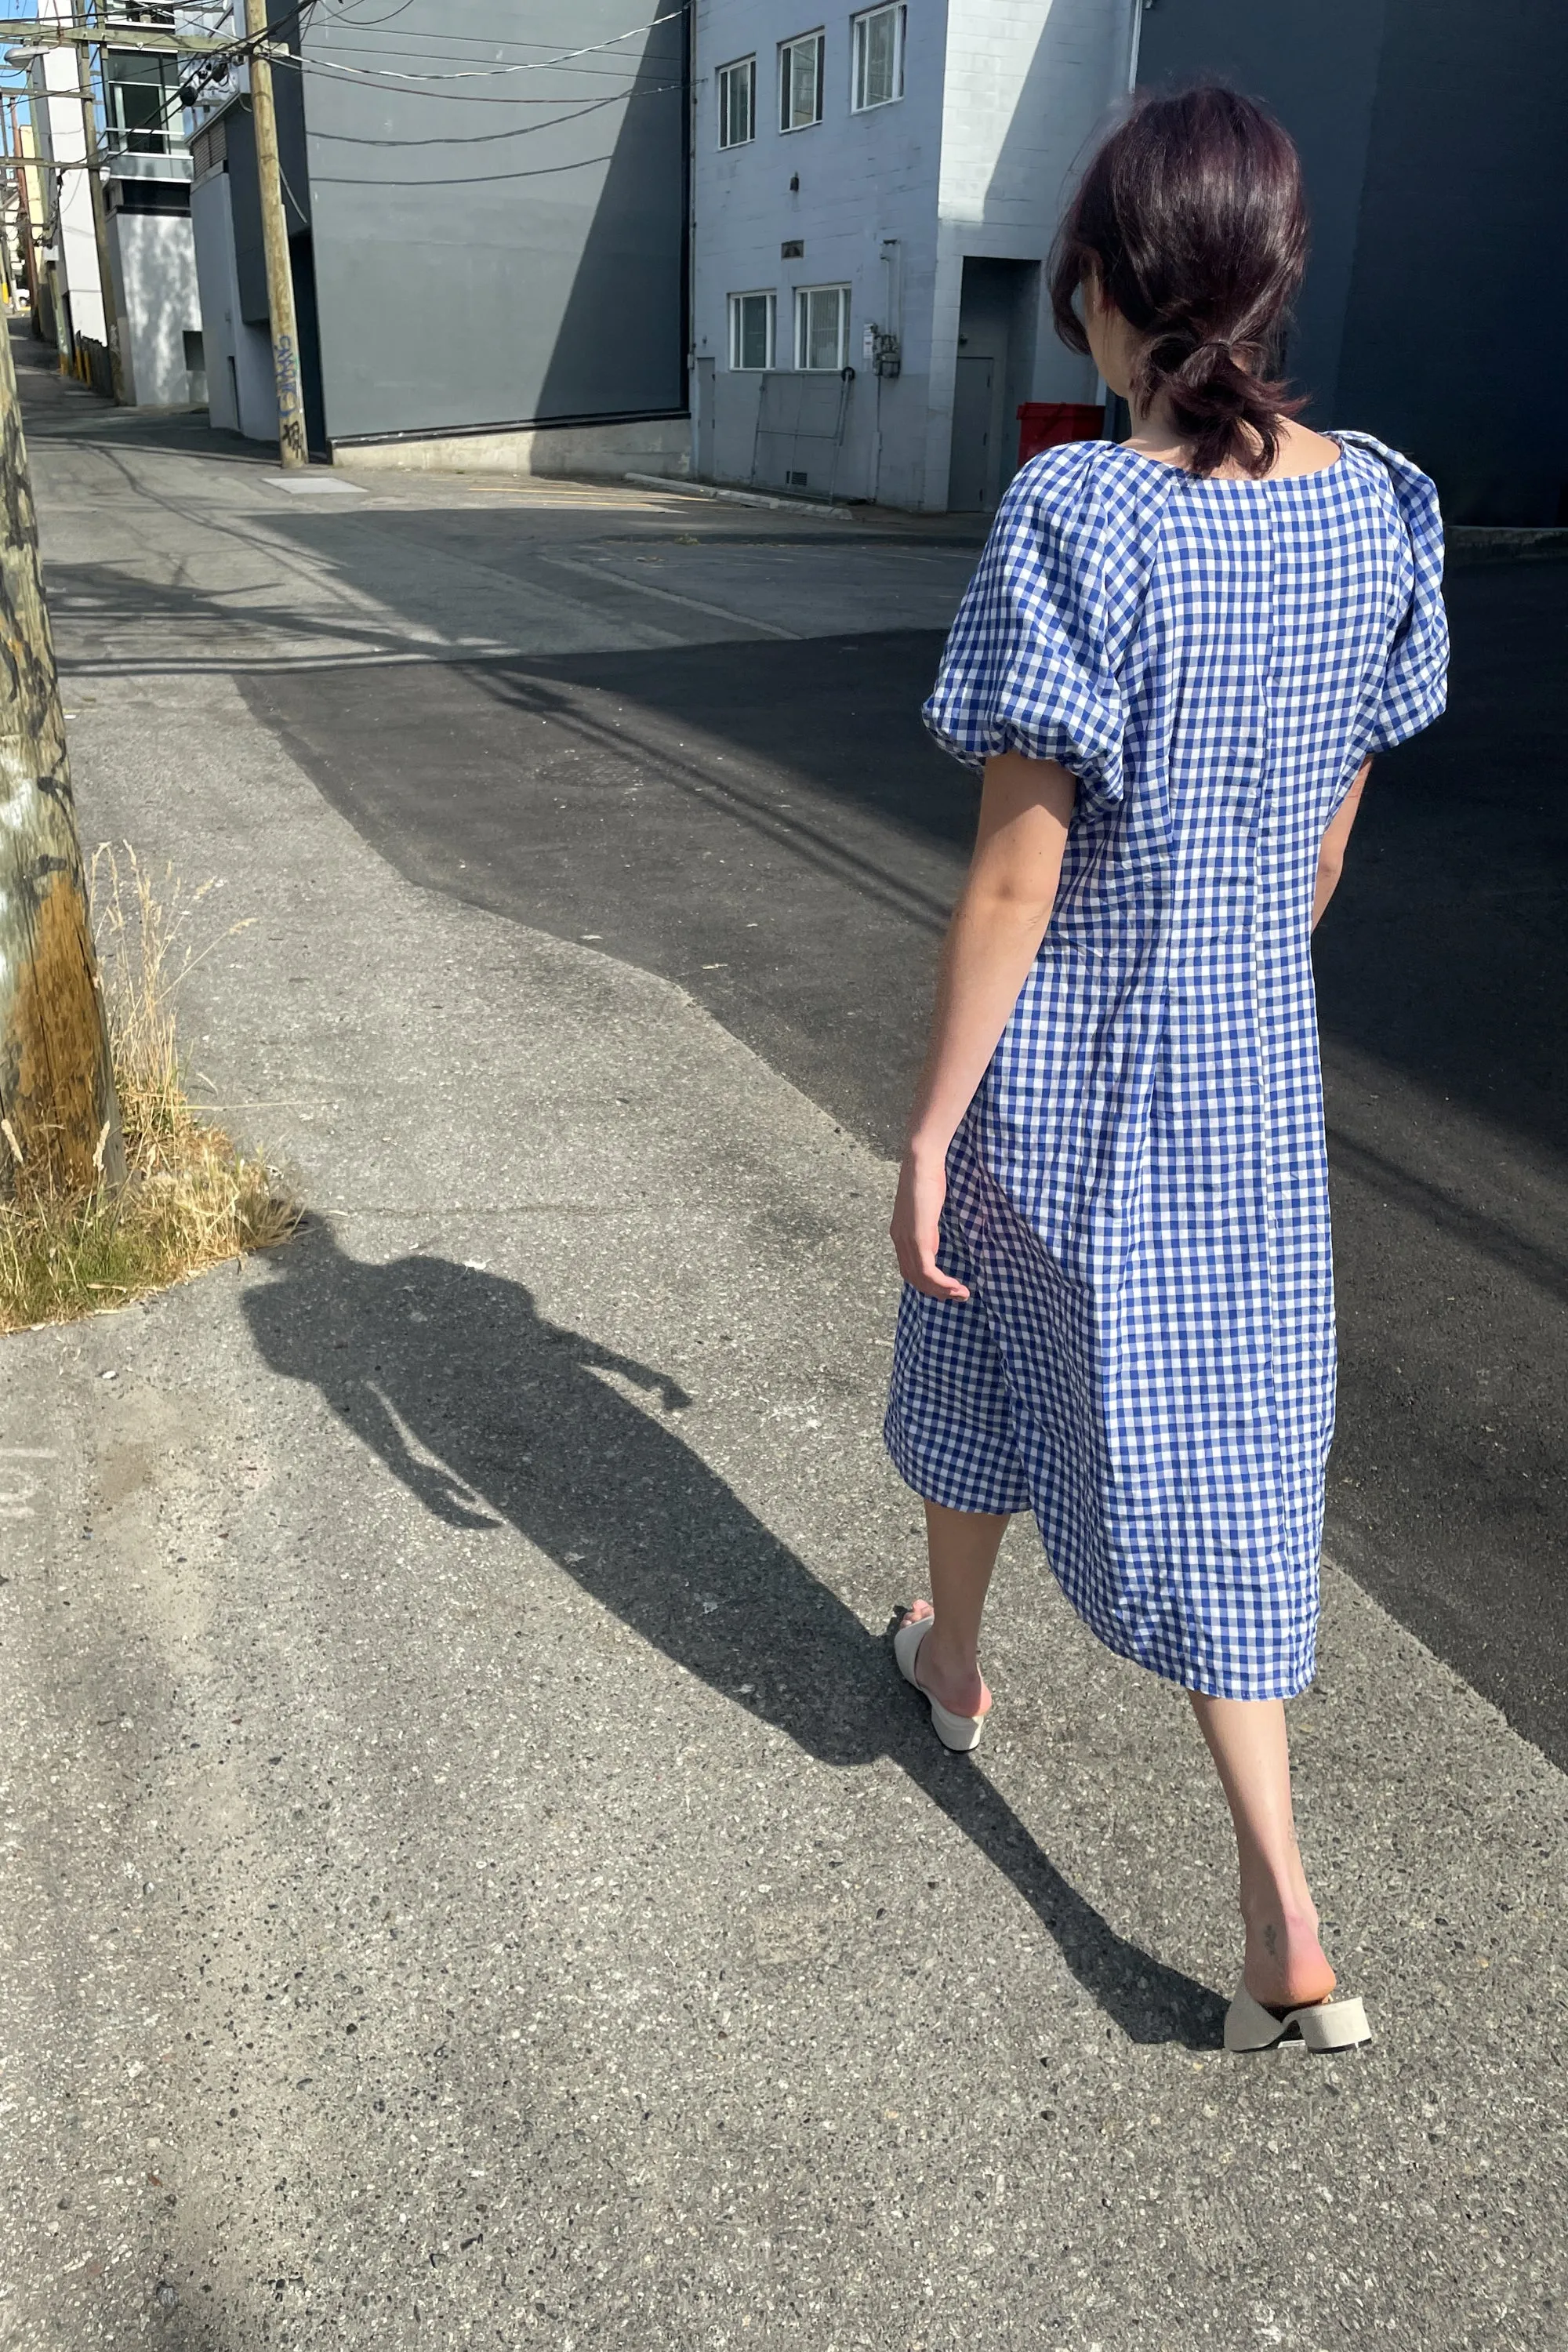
xmin=307 ymin=82 xmax=677 ymax=145
xmin=278 ymin=43 xmax=647 ymax=82
xmin=267 ymin=53 xmax=677 ymax=107
xmin=310 ymin=147 xmax=619 ymax=187
xmin=311 ymin=0 xmax=676 ymax=47
xmin=299 ymin=5 xmax=684 ymax=85
xmin=289 ymin=74 xmax=643 ymax=103
xmin=316 ymin=5 xmax=635 ymax=42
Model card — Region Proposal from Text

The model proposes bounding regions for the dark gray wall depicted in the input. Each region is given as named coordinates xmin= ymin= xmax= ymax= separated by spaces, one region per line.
xmin=298 ymin=0 xmax=688 ymax=446
xmin=224 ymin=94 xmax=310 ymax=332
xmin=1137 ymin=0 xmax=1568 ymax=522
xmin=1335 ymin=0 xmax=1568 ymax=524
xmin=220 ymin=48 xmax=325 ymax=456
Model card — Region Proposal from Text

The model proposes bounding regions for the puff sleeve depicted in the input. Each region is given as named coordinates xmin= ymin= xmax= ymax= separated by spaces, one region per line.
xmin=922 ymin=441 xmax=1140 ymax=811
xmin=1342 ymin=433 xmax=1450 ymax=757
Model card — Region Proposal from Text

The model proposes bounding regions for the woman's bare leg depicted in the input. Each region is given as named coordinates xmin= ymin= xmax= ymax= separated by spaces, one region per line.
xmin=1190 ymin=1694 xmax=1337 ymax=2009
xmin=899 ymin=1500 xmax=1011 ymax=1719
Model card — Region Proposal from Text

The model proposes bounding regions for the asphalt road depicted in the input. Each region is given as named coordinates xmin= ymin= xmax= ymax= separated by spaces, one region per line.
xmin=236 ymin=542 xmax=1568 ymax=1768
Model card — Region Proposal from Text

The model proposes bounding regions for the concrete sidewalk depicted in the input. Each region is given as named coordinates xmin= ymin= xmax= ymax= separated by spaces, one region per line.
xmin=1 ymin=363 xmax=1563 ymax=2349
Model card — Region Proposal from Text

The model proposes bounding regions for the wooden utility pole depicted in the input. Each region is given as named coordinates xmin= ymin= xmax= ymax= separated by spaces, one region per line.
xmin=243 ymin=0 xmax=307 ymax=469
xmin=0 ymin=308 xmax=123 ymax=1197
xmin=71 ymin=0 xmax=122 ymax=400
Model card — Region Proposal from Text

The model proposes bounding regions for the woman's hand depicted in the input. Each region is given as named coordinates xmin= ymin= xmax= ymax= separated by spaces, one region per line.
xmin=889 ymin=753 xmax=1077 ymax=1303
xmin=891 ymin=1142 xmax=971 ymax=1301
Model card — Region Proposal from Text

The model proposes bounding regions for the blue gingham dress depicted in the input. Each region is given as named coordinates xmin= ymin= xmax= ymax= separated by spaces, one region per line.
xmin=885 ymin=432 xmax=1448 ymax=1700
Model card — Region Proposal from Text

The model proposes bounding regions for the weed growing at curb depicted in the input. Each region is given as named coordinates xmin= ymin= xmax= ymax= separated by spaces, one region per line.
xmin=0 ymin=846 xmax=299 ymax=1334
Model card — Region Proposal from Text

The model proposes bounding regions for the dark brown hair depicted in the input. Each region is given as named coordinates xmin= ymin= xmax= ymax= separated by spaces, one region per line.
xmin=1050 ymin=85 xmax=1308 ymax=478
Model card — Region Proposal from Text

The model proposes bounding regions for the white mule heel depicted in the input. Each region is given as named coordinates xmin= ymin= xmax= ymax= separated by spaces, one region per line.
xmin=893 ymin=1612 xmax=986 ymax=1753
xmin=1224 ymin=1979 xmax=1372 ymax=2053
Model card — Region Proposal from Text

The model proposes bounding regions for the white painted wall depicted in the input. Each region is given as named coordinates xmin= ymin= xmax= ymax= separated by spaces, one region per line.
xmin=191 ymin=167 xmax=275 ymax=441
xmin=692 ymin=0 xmax=1134 ymax=511
xmin=107 ymin=209 xmax=203 ymax=407
xmin=33 ymin=0 xmax=106 ymax=347
xmin=925 ymin=0 xmax=1134 ymax=504
xmin=692 ymin=0 xmax=949 ymax=506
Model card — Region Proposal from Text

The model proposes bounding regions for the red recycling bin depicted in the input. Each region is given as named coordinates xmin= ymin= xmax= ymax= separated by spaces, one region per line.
xmin=1017 ymin=401 xmax=1105 ymax=466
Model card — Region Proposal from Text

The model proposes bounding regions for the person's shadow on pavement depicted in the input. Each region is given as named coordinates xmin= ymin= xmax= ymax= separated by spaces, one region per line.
xmin=243 ymin=1222 xmax=1225 ymax=2049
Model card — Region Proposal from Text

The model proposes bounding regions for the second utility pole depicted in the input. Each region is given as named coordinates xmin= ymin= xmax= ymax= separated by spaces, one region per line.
xmin=242 ymin=0 xmax=307 ymax=469
xmin=72 ymin=0 xmax=122 ymax=400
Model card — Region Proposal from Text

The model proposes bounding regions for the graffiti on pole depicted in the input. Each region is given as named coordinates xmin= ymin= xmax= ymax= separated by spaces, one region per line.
xmin=273 ymin=332 xmax=307 ymax=465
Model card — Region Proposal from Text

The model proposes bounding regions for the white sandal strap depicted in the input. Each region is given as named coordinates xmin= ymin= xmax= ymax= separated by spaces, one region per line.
xmin=892 ymin=1613 xmax=932 ymax=1686
xmin=893 ymin=1613 xmax=985 ymax=1753
xmin=1225 ymin=1979 xmax=1372 ymax=2053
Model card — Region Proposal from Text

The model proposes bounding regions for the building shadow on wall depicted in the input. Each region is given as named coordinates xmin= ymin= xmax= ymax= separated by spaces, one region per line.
xmin=532 ymin=9 xmax=688 ymax=428
xmin=242 ymin=1220 xmax=1225 ymax=2050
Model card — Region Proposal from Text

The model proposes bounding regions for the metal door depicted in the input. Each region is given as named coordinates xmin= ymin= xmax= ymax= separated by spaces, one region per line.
xmin=949 ymin=354 xmax=995 ymax=510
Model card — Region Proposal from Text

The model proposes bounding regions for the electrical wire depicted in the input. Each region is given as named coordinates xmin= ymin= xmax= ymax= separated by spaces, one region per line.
xmin=272 ymin=46 xmax=647 ymax=83
xmin=297 ymin=5 xmax=684 ymax=85
xmin=285 ymin=75 xmax=644 ymax=105
xmin=309 ymin=147 xmax=619 ymax=186
xmin=308 ymin=21 xmax=654 ymax=52
xmin=308 ymin=80 xmax=677 ymax=145
xmin=320 ymin=0 xmax=416 ymax=25
xmin=263 ymin=52 xmax=674 ymax=107
xmin=180 ymin=5 xmax=678 ymax=109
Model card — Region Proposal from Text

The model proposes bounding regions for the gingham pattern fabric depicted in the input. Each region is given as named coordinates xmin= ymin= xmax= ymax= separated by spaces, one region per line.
xmin=887 ymin=432 xmax=1449 ymax=1699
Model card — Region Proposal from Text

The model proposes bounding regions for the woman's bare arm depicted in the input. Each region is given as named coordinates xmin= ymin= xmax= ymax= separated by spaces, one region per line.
xmin=891 ymin=751 xmax=1077 ymax=1300
xmin=1313 ymin=758 xmax=1370 ymax=927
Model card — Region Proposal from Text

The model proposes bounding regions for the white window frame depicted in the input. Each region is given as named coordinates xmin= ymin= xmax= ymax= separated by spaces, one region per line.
xmin=728 ymin=289 xmax=776 ymax=372
xmin=779 ymin=29 xmax=825 ymax=133
xmin=717 ymin=54 xmax=755 ymax=149
xmin=793 ymin=283 xmax=851 ymax=372
xmin=851 ymin=3 xmax=906 ymax=113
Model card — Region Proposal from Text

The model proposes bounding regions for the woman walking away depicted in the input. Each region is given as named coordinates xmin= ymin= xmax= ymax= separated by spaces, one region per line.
xmin=885 ymin=86 xmax=1447 ymax=2053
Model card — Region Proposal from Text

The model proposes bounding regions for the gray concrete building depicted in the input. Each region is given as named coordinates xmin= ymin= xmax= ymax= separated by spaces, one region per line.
xmin=691 ymin=1 xmax=1138 ymax=510
xmin=189 ymin=1 xmax=691 ymax=473
xmin=1136 ymin=0 xmax=1568 ymax=526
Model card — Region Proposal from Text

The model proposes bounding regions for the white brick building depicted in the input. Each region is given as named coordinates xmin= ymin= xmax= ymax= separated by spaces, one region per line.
xmin=691 ymin=0 xmax=1137 ymax=510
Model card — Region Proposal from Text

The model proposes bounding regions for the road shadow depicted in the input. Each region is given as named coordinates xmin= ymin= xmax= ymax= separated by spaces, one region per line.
xmin=242 ymin=1221 xmax=1226 ymax=2051
xmin=1314 ymin=550 xmax=1568 ymax=1162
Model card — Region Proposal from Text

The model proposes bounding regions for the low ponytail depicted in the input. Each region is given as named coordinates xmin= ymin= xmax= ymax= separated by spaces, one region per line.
xmin=1142 ymin=332 xmax=1302 ymax=480
xmin=1050 ymin=87 xmax=1308 ymax=480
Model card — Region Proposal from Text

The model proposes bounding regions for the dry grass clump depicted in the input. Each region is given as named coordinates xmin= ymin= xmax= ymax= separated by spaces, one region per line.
xmin=0 ymin=845 xmax=299 ymax=1333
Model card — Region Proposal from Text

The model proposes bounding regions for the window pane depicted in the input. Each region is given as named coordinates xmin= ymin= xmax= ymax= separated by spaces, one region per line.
xmin=720 ymin=62 xmax=753 ymax=147
xmin=862 ymin=13 xmax=897 ymax=107
xmin=110 ymin=53 xmax=166 ymax=86
xmin=805 ymin=289 xmax=841 ymax=370
xmin=789 ymin=39 xmax=818 ymax=127
xmin=739 ymin=296 xmax=769 ymax=370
